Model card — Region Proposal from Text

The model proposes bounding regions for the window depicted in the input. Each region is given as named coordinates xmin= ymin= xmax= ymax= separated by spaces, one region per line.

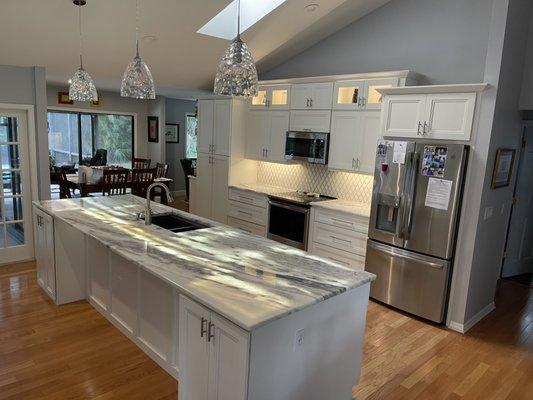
xmin=47 ymin=111 xmax=134 ymax=168
xmin=185 ymin=113 xmax=198 ymax=159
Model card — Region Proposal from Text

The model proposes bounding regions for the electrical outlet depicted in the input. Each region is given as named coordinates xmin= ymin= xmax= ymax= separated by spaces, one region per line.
xmin=484 ymin=206 xmax=493 ymax=220
xmin=293 ymin=329 xmax=304 ymax=351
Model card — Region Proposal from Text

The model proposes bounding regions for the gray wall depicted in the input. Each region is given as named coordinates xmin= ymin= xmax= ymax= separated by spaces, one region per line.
xmin=519 ymin=5 xmax=533 ymax=109
xmin=0 ymin=65 xmax=49 ymax=200
xmin=47 ymin=85 xmax=152 ymax=159
xmin=261 ymin=0 xmax=494 ymax=85
xmin=147 ymin=96 xmax=166 ymax=165
xmin=165 ymin=98 xmax=197 ymax=191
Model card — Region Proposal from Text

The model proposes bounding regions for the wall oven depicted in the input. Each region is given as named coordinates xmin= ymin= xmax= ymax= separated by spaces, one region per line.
xmin=284 ymin=131 xmax=329 ymax=165
xmin=267 ymin=199 xmax=310 ymax=250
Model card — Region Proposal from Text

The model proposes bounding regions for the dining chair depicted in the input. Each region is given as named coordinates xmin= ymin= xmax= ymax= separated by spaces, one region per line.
xmin=131 ymin=168 xmax=155 ymax=198
xmin=57 ymin=170 xmax=72 ymax=199
xmin=132 ymin=158 xmax=151 ymax=169
xmin=102 ymin=169 xmax=129 ymax=196
xmin=155 ymin=163 xmax=169 ymax=179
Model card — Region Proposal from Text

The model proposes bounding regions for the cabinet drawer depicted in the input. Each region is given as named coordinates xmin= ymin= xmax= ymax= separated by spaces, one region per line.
xmin=314 ymin=208 xmax=369 ymax=234
xmin=311 ymin=242 xmax=366 ymax=271
xmin=228 ymin=200 xmax=267 ymax=226
xmin=312 ymin=222 xmax=367 ymax=255
xmin=228 ymin=217 xmax=267 ymax=237
xmin=229 ymin=188 xmax=268 ymax=209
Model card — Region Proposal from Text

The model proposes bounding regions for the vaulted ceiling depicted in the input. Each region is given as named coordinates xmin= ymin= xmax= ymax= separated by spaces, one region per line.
xmin=0 ymin=0 xmax=391 ymax=98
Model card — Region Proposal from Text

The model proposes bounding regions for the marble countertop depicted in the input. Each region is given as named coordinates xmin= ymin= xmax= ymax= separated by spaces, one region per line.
xmin=34 ymin=195 xmax=374 ymax=331
xmin=311 ymin=199 xmax=371 ymax=218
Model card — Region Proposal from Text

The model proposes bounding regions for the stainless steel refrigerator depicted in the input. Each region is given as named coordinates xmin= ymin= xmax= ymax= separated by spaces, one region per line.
xmin=366 ymin=140 xmax=468 ymax=323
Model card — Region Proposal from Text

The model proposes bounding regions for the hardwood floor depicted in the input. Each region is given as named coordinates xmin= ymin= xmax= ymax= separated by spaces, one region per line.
xmin=0 ymin=262 xmax=531 ymax=399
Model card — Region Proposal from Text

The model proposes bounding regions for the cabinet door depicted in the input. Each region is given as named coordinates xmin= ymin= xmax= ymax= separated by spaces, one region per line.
xmin=33 ymin=209 xmax=45 ymax=289
xmin=289 ymin=111 xmax=331 ymax=132
xmin=42 ymin=212 xmax=55 ymax=299
xmin=328 ymin=111 xmax=362 ymax=171
xmin=211 ymin=155 xmax=229 ymax=224
xmin=380 ymin=94 xmax=426 ymax=138
xmin=424 ymin=93 xmax=476 ymax=140
xmin=179 ymin=296 xmax=211 ymax=400
xmin=196 ymin=153 xmax=213 ymax=219
xmin=311 ymin=82 xmax=334 ymax=109
xmin=333 ymin=80 xmax=365 ymax=110
xmin=363 ymin=78 xmax=399 ymax=110
xmin=290 ymin=84 xmax=313 ymax=110
xmin=267 ymin=85 xmax=291 ymax=110
xmin=249 ymin=87 xmax=268 ymax=110
xmin=245 ymin=111 xmax=269 ymax=160
xmin=198 ymin=100 xmax=214 ymax=154
xmin=213 ymin=100 xmax=231 ymax=156
xmin=266 ymin=111 xmax=290 ymax=162
xmin=358 ymin=111 xmax=382 ymax=173
xmin=208 ymin=314 xmax=249 ymax=400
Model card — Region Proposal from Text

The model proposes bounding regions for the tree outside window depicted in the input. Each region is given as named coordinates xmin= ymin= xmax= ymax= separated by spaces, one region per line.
xmin=185 ymin=114 xmax=197 ymax=159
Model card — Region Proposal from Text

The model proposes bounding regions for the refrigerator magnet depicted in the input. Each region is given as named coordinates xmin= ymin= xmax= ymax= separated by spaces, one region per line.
xmin=422 ymin=146 xmax=448 ymax=177
xmin=425 ymin=178 xmax=453 ymax=210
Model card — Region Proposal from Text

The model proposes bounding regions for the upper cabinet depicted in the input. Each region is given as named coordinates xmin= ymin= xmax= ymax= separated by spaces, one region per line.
xmin=379 ymin=85 xmax=487 ymax=141
xmin=290 ymin=82 xmax=334 ymax=110
xmin=333 ymin=78 xmax=399 ymax=111
xmin=245 ymin=110 xmax=290 ymax=162
xmin=250 ymin=85 xmax=291 ymax=110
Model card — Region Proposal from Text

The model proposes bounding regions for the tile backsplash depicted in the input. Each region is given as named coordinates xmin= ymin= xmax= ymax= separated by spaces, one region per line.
xmin=257 ymin=162 xmax=374 ymax=204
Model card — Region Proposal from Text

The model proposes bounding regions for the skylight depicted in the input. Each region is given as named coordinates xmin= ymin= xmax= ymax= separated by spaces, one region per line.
xmin=198 ymin=0 xmax=287 ymax=40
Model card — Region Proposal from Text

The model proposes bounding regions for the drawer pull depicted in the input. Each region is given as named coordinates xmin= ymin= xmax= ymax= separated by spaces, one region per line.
xmin=328 ymin=256 xmax=349 ymax=267
xmin=237 ymin=195 xmax=254 ymax=202
xmin=331 ymin=217 xmax=354 ymax=227
xmin=331 ymin=236 xmax=352 ymax=245
xmin=237 ymin=210 xmax=253 ymax=216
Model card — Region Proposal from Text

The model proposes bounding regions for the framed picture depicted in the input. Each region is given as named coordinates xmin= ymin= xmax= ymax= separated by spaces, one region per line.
xmin=148 ymin=116 xmax=159 ymax=143
xmin=491 ymin=148 xmax=516 ymax=189
xmin=58 ymin=91 xmax=73 ymax=105
xmin=165 ymin=123 xmax=179 ymax=143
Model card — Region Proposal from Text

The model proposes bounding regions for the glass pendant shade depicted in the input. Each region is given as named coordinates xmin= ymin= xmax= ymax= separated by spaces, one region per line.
xmin=69 ymin=66 xmax=98 ymax=102
xmin=214 ymin=36 xmax=258 ymax=97
xmin=121 ymin=50 xmax=156 ymax=99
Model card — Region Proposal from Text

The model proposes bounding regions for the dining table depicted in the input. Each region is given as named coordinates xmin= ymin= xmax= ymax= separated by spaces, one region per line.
xmin=66 ymin=174 xmax=173 ymax=198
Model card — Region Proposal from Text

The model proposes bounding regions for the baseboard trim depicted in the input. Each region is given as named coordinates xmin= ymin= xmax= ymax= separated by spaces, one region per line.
xmin=447 ymin=301 xmax=495 ymax=334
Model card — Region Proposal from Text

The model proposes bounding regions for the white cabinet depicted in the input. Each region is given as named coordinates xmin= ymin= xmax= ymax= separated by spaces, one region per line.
xmin=290 ymin=83 xmax=334 ymax=110
xmin=196 ymin=153 xmax=229 ymax=223
xmin=290 ymin=110 xmax=331 ymax=132
xmin=381 ymin=92 xmax=477 ymax=140
xmin=227 ymin=188 xmax=268 ymax=237
xmin=333 ymin=78 xmax=398 ymax=111
xmin=329 ymin=111 xmax=380 ymax=173
xmin=198 ymin=99 xmax=235 ymax=157
xmin=245 ymin=111 xmax=290 ymax=162
xmin=179 ymin=295 xmax=249 ymax=400
xmin=34 ymin=206 xmax=55 ymax=300
xmin=250 ymin=85 xmax=290 ymax=110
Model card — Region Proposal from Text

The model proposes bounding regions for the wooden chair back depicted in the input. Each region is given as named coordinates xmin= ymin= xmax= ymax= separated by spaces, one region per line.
xmin=132 ymin=158 xmax=151 ymax=169
xmin=57 ymin=170 xmax=72 ymax=199
xmin=102 ymin=169 xmax=129 ymax=196
xmin=131 ymin=168 xmax=155 ymax=198
xmin=155 ymin=163 xmax=169 ymax=179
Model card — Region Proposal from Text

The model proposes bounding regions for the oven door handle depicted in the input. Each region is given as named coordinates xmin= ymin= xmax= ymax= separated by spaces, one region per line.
xmin=268 ymin=200 xmax=310 ymax=214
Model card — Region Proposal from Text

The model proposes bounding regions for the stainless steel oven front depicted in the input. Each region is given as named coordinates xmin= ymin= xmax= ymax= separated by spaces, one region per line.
xmin=284 ymin=131 xmax=329 ymax=164
xmin=267 ymin=200 xmax=310 ymax=250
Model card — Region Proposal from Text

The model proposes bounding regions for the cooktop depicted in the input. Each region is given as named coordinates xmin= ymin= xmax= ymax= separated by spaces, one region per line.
xmin=268 ymin=190 xmax=337 ymax=206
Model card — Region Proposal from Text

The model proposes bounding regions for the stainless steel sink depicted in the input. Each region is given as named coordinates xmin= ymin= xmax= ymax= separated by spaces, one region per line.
xmin=146 ymin=213 xmax=210 ymax=233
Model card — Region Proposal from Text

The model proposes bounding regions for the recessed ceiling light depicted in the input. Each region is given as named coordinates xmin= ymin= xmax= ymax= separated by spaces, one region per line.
xmin=305 ymin=3 xmax=319 ymax=12
xmin=141 ymin=35 xmax=157 ymax=43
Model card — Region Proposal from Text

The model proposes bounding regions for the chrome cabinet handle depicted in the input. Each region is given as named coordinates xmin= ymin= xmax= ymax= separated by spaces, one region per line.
xmin=417 ymin=122 xmax=422 ymax=136
xmin=332 ymin=217 xmax=354 ymax=228
xmin=331 ymin=235 xmax=352 ymax=245
xmin=265 ymin=149 xmax=268 ymax=158
xmin=237 ymin=209 xmax=253 ymax=216
xmin=423 ymin=121 xmax=429 ymax=135
xmin=208 ymin=322 xmax=215 ymax=342
xmin=310 ymin=98 xmax=313 ymax=107
xmin=352 ymin=158 xmax=355 ymax=169
xmin=306 ymin=98 xmax=310 ymax=107
xmin=200 ymin=317 xmax=207 ymax=338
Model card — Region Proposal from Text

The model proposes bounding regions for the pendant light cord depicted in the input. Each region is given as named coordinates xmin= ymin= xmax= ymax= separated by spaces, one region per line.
xmin=135 ymin=0 xmax=140 ymax=56
xmin=78 ymin=2 xmax=83 ymax=68
xmin=237 ymin=0 xmax=241 ymax=39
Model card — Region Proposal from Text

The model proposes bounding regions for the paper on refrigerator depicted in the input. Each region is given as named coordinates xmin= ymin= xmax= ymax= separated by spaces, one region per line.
xmin=425 ymin=178 xmax=453 ymax=210
xmin=392 ymin=141 xmax=407 ymax=164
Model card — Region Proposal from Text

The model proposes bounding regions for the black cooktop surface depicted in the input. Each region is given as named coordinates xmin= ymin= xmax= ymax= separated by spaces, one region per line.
xmin=268 ymin=190 xmax=337 ymax=206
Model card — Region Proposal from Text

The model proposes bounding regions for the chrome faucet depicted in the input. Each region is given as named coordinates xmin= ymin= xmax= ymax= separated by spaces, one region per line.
xmin=145 ymin=183 xmax=174 ymax=225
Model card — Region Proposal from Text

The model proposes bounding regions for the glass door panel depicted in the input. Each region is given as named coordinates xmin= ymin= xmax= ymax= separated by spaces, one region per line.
xmin=365 ymin=78 xmax=399 ymax=110
xmin=47 ymin=112 xmax=79 ymax=166
xmin=80 ymin=113 xmax=94 ymax=164
xmin=94 ymin=114 xmax=134 ymax=168
xmin=271 ymin=89 xmax=288 ymax=106
xmin=250 ymin=89 xmax=267 ymax=109
xmin=268 ymin=85 xmax=290 ymax=109
xmin=334 ymin=81 xmax=364 ymax=110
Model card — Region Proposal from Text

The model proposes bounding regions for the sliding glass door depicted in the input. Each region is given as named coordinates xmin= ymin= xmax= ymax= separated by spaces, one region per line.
xmin=47 ymin=111 xmax=134 ymax=168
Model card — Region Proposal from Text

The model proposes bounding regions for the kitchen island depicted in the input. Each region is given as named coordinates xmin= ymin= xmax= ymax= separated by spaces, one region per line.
xmin=33 ymin=195 xmax=375 ymax=400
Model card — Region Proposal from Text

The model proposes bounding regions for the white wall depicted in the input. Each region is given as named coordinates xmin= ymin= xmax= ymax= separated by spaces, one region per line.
xmin=261 ymin=0 xmax=494 ymax=85
xmin=165 ymin=98 xmax=196 ymax=191
xmin=0 ymin=65 xmax=49 ymax=200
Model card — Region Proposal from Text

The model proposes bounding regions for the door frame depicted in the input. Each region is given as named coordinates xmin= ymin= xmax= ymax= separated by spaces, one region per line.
xmin=0 ymin=103 xmax=39 ymax=264
xmin=500 ymin=121 xmax=531 ymax=277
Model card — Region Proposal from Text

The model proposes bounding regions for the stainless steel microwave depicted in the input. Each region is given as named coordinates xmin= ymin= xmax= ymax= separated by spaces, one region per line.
xmin=284 ymin=131 xmax=329 ymax=165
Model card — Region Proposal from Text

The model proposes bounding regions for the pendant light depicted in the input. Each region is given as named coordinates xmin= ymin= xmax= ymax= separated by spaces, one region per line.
xmin=214 ymin=0 xmax=258 ymax=97
xmin=69 ymin=0 xmax=98 ymax=102
xmin=121 ymin=0 xmax=156 ymax=99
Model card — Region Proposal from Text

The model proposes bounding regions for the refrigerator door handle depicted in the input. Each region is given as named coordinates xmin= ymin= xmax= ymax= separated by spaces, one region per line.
xmin=367 ymin=240 xmax=445 ymax=269
xmin=399 ymin=152 xmax=419 ymax=239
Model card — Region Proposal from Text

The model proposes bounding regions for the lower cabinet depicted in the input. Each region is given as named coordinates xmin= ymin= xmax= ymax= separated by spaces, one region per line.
xmin=196 ymin=152 xmax=229 ymax=224
xmin=34 ymin=206 xmax=55 ymax=300
xmin=179 ymin=295 xmax=249 ymax=400
xmin=226 ymin=188 xmax=268 ymax=237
